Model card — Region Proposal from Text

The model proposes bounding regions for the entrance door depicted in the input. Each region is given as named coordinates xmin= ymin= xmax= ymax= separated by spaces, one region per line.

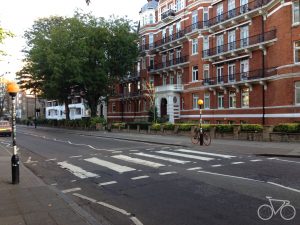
xmin=160 ymin=98 xmax=168 ymax=118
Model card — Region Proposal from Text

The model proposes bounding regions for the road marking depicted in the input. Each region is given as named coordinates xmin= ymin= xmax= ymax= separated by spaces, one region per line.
xmin=197 ymin=170 xmax=263 ymax=182
xmin=176 ymin=149 xmax=236 ymax=159
xmin=99 ymin=181 xmax=117 ymax=186
xmin=46 ymin=158 xmax=57 ymax=161
xmin=58 ymin=161 xmax=99 ymax=179
xmin=268 ymin=158 xmax=300 ymax=164
xmin=146 ymin=148 xmax=154 ymax=150
xmin=112 ymin=151 xmax=123 ymax=154
xmin=267 ymin=182 xmax=300 ymax=193
xmin=250 ymin=159 xmax=263 ymax=162
xmin=131 ymin=175 xmax=149 ymax=180
xmin=69 ymin=155 xmax=82 ymax=158
xmin=129 ymin=150 xmax=139 ymax=152
xmin=24 ymin=156 xmax=38 ymax=164
xmin=51 ymin=183 xmax=58 ymax=186
xmin=211 ymin=164 xmax=223 ymax=167
xmin=159 ymin=171 xmax=177 ymax=176
xmin=133 ymin=152 xmax=190 ymax=164
xmin=62 ymin=187 xmax=82 ymax=193
xmin=156 ymin=150 xmax=214 ymax=161
xmin=73 ymin=193 xmax=97 ymax=203
xmin=231 ymin=162 xmax=244 ymax=165
xmin=84 ymin=157 xmax=136 ymax=173
xmin=112 ymin=155 xmax=165 ymax=168
xmin=187 ymin=167 xmax=202 ymax=170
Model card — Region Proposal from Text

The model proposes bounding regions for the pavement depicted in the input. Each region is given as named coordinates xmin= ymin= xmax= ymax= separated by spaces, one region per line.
xmin=0 ymin=142 xmax=104 ymax=225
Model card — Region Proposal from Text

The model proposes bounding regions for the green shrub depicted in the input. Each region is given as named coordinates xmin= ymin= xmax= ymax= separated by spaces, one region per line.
xmin=163 ymin=123 xmax=175 ymax=130
xmin=273 ymin=123 xmax=300 ymax=133
xmin=151 ymin=123 xmax=161 ymax=131
xmin=241 ymin=124 xmax=263 ymax=132
xmin=112 ymin=122 xmax=126 ymax=129
xmin=90 ymin=117 xmax=107 ymax=127
xmin=177 ymin=123 xmax=193 ymax=131
xmin=215 ymin=124 xmax=233 ymax=133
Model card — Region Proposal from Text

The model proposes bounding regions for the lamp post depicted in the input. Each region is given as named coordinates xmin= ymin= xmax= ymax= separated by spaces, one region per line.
xmin=7 ymin=82 xmax=20 ymax=184
xmin=197 ymin=99 xmax=204 ymax=146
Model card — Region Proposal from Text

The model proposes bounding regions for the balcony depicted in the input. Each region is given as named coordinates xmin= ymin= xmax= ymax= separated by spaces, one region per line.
xmin=206 ymin=0 xmax=271 ymax=31
xmin=161 ymin=9 xmax=176 ymax=22
xmin=184 ymin=21 xmax=205 ymax=36
xmin=203 ymin=68 xmax=277 ymax=87
xmin=121 ymin=74 xmax=140 ymax=83
xmin=155 ymin=84 xmax=184 ymax=93
xmin=151 ymin=30 xmax=186 ymax=52
xmin=120 ymin=91 xmax=142 ymax=99
xmin=202 ymin=30 xmax=276 ymax=61
xmin=148 ymin=55 xmax=189 ymax=74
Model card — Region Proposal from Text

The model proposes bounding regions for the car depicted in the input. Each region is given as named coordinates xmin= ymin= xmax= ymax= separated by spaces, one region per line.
xmin=0 ymin=120 xmax=12 ymax=137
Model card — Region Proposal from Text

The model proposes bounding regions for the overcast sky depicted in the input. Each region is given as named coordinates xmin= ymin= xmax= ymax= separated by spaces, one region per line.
xmin=0 ymin=0 xmax=143 ymax=80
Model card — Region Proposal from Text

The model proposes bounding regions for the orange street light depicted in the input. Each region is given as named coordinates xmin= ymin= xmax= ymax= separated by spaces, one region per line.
xmin=197 ymin=99 xmax=204 ymax=146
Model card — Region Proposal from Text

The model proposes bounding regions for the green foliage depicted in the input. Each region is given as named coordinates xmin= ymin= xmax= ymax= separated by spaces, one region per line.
xmin=90 ymin=116 xmax=106 ymax=127
xmin=151 ymin=123 xmax=161 ymax=131
xmin=163 ymin=123 xmax=175 ymax=130
xmin=177 ymin=123 xmax=194 ymax=131
xmin=240 ymin=124 xmax=263 ymax=132
xmin=215 ymin=124 xmax=234 ymax=133
xmin=112 ymin=122 xmax=126 ymax=129
xmin=273 ymin=123 xmax=300 ymax=133
xmin=148 ymin=107 xmax=158 ymax=123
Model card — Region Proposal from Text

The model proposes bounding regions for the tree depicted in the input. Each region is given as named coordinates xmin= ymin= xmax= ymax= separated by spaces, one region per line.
xmin=0 ymin=27 xmax=14 ymax=56
xmin=143 ymin=81 xmax=157 ymax=123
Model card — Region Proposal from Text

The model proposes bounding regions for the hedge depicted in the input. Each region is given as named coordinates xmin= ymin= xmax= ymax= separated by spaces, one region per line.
xmin=151 ymin=123 xmax=161 ymax=131
xmin=215 ymin=124 xmax=233 ymax=133
xmin=240 ymin=124 xmax=263 ymax=132
xmin=273 ymin=123 xmax=300 ymax=133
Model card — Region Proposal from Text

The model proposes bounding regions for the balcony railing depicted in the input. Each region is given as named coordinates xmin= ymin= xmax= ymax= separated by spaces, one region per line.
xmin=155 ymin=84 xmax=184 ymax=93
xmin=202 ymin=30 xmax=276 ymax=58
xmin=148 ymin=55 xmax=189 ymax=72
xmin=203 ymin=68 xmax=277 ymax=86
xmin=120 ymin=91 xmax=142 ymax=98
xmin=154 ymin=30 xmax=185 ymax=49
xmin=207 ymin=0 xmax=271 ymax=28
xmin=184 ymin=21 xmax=204 ymax=34
xmin=161 ymin=9 xmax=176 ymax=21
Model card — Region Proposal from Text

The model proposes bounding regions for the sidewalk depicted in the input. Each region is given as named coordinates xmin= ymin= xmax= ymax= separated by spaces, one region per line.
xmin=0 ymin=145 xmax=103 ymax=225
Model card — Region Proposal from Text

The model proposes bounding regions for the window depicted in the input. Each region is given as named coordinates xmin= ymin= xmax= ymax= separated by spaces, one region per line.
xmin=295 ymin=41 xmax=300 ymax=63
xmin=149 ymin=34 xmax=154 ymax=49
xmin=176 ymin=22 xmax=181 ymax=38
xmin=217 ymin=66 xmax=224 ymax=83
xmin=149 ymin=57 xmax=154 ymax=70
xmin=294 ymin=1 xmax=300 ymax=24
xmin=203 ymin=7 xmax=209 ymax=27
xmin=75 ymin=108 xmax=81 ymax=115
xmin=162 ymin=28 xmax=167 ymax=43
xmin=177 ymin=72 xmax=182 ymax=85
xmin=149 ymin=14 xmax=154 ymax=24
xmin=143 ymin=99 xmax=147 ymax=111
xmin=112 ymin=103 xmax=116 ymax=112
xmin=162 ymin=54 xmax=167 ymax=67
xmin=163 ymin=75 xmax=167 ymax=86
xmin=150 ymin=75 xmax=154 ymax=88
xmin=228 ymin=64 xmax=236 ymax=82
xmin=241 ymin=88 xmax=250 ymax=108
xmin=169 ymin=52 xmax=174 ymax=66
xmin=240 ymin=26 xmax=249 ymax=47
xmin=228 ymin=30 xmax=236 ymax=50
xmin=203 ymin=36 xmax=209 ymax=57
xmin=229 ymin=91 xmax=236 ymax=108
xmin=216 ymin=3 xmax=223 ymax=22
xmin=240 ymin=0 xmax=249 ymax=13
xmin=142 ymin=37 xmax=146 ymax=51
xmin=218 ymin=92 xmax=224 ymax=109
xmin=169 ymin=25 xmax=173 ymax=41
xmin=192 ymin=66 xmax=198 ymax=82
xmin=170 ymin=75 xmax=174 ymax=84
xmin=240 ymin=59 xmax=249 ymax=80
xmin=192 ymin=10 xmax=198 ymax=30
xmin=296 ymin=82 xmax=300 ymax=105
xmin=193 ymin=94 xmax=199 ymax=109
xmin=128 ymin=102 xmax=131 ymax=112
xmin=176 ymin=49 xmax=182 ymax=63
xmin=176 ymin=0 xmax=184 ymax=11
xmin=203 ymin=64 xmax=210 ymax=84
xmin=217 ymin=35 xmax=224 ymax=54
xmin=192 ymin=38 xmax=198 ymax=55
xmin=204 ymin=92 xmax=210 ymax=109
xmin=142 ymin=58 xmax=146 ymax=70
xmin=228 ymin=0 xmax=236 ymax=18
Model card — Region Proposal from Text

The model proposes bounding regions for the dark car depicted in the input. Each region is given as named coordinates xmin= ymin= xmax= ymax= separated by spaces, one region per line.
xmin=0 ymin=120 xmax=12 ymax=136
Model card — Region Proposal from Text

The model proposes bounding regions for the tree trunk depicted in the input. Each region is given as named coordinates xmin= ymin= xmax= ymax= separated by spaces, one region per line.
xmin=64 ymin=99 xmax=70 ymax=120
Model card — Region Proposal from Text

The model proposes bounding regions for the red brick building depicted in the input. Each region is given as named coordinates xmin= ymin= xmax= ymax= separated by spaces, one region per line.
xmin=107 ymin=0 xmax=300 ymax=125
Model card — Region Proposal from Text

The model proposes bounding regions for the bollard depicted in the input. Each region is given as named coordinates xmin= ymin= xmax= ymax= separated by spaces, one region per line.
xmin=11 ymin=154 xmax=19 ymax=184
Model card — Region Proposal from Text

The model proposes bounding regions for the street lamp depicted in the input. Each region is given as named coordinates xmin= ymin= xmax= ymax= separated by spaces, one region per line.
xmin=7 ymin=82 xmax=20 ymax=184
xmin=197 ymin=99 xmax=204 ymax=146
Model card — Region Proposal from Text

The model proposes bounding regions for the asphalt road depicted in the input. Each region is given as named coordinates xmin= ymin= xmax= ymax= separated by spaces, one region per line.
xmin=2 ymin=126 xmax=300 ymax=225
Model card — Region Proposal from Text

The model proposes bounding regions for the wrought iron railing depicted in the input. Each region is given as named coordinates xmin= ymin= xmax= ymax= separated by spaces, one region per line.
xmin=148 ymin=55 xmax=189 ymax=72
xmin=161 ymin=9 xmax=176 ymax=20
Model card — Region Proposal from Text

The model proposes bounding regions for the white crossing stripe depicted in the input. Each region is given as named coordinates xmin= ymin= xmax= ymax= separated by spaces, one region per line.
xmin=187 ymin=167 xmax=202 ymax=171
xmin=99 ymin=181 xmax=117 ymax=186
xmin=211 ymin=164 xmax=223 ymax=167
xmin=62 ymin=187 xmax=82 ymax=193
xmin=156 ymin=151 xmax=214 ymax=161
xmin=112 ymin=155 xmax=165 ymax=168
xmin=133 ymin=152 xmax=190 ymax=164
xmin=250 ymin=159 xmax=263 ymax=162
xmin=231 ymin=162 xmax=244 ymax=165
xmin=69 ymin=155 xmax=82 ymax=158
xmin=84 ymin=157 xmax=136 ymax=173
xmin=159 ymin=171 xmax=177 ymax=175
xmin=131 ymin=175 xmax=150 ymax=180
xmin=176 ymin=149 xmax=236 ymax=159
xmin=58 ymin=161 xmax=99 ymax=179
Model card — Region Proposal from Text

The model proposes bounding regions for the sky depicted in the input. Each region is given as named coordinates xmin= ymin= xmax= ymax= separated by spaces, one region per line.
xmin=0 ymin=0 xmax=143 ymax=81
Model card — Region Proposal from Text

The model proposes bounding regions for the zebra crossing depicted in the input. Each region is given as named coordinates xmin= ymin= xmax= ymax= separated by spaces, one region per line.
xmin=55 ymin=147 xmax=259 ymax=185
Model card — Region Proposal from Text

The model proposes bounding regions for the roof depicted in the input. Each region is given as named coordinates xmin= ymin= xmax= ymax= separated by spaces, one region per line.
xmin=140 ymin=0 xmax=159 ymax=13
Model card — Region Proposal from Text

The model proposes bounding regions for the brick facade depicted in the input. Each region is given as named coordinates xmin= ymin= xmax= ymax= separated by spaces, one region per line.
xmin=107 ymin=0 xmax=300 ymax=125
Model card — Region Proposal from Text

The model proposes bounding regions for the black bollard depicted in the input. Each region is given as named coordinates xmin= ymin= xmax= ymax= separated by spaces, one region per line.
xmin=11 ymin=154 xmax=19 ymax=184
